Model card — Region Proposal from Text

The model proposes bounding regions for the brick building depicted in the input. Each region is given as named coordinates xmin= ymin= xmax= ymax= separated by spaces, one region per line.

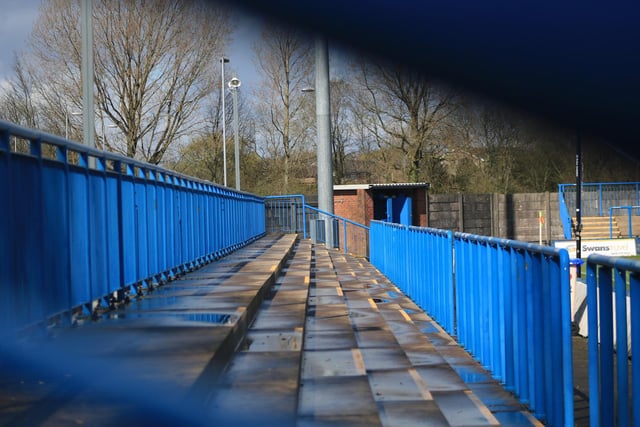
xmin=333 ymin=183 xmax=429 ymax=227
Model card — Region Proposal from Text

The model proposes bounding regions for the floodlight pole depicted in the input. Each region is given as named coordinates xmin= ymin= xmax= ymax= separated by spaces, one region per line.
xmin=228 ymin=77 xmax=242 ymax=190
xmin=81 ymin=0 xmax=96 ymax=166
xmin=221 ymin=57 xmax=229 ymax=186
xmin=315 ymin=36 xmax=334 ymax=248
xmin=575 ymin=129 xmax=583 ymax=275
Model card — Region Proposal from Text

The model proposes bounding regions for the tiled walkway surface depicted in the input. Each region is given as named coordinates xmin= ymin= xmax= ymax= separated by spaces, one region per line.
xmin=0 ymin=235 xmax=541 ymax=426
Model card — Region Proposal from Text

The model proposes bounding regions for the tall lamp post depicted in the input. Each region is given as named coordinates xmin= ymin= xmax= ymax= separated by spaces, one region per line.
xmin=315 ymin=36 xmax=334 ymax=248
xmin=575 ymin=129 xmax=583 ymax=275
xmin=65 ymin=110 xmax=82 ymax=140
xmin=81 ymin=0 xmax=96 ymax=166
xmin=220 ymin=57 xmax=229 ymax=186
xmin=228 ymin=76 xmax=241 ymax=191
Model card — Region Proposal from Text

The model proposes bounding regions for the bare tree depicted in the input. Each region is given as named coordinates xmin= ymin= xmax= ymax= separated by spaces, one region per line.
xmin=253 ymin=24 xmax=313 ymax=192
xmin=172 ymin=82 xmax=257 ymax=187
xmin=15 ymin=0 xmax=232 ymax=164
xmin=0 ymin=56 xmax=39 ymax=129
xmin=330 ymin=78 xmax=354 ymax=184
xmin=355 ymin=61 xmax=458 ymax=183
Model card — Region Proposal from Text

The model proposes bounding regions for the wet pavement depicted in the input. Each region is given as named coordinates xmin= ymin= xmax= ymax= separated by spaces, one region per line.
xmin=0 ymin=234 xmax=545 ymax=426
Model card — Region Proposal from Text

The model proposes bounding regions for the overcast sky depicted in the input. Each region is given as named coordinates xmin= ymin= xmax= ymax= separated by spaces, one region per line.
xmin=0 ymin=0 xmax=263 ymax=93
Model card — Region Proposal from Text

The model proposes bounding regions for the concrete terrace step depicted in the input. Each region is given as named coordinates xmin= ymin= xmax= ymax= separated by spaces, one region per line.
xmin=210 ymin=241 xmax=541 ymax=426
xmin=574 ymin=216 xmax=622 ymax=239
xmin=300 ymin=246 xmax=540 ymax=427
xmin=207 ymin=239 xmax=313 ymax=424
xmin=0 ymin=235 xmax=543 ymax=426
xmin=0 ymin=233 xmax=297 ymax=427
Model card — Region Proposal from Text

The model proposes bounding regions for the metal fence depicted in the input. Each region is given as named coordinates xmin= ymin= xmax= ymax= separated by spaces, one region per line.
xmin=369 ymin=223 xmax=455 ymax=334
xmin=265 ymin=195 xmax=369 ymax=258
xmin=370 ymin=221 xmax=574 ymax=427
xmin=265 ymin=195 xmax=306 ymax=236
xmin=610 ymin=205 xmax=640 ymax=238
xmin=559 ymin=182 xmax=640 ymax=238
xmin=0 ymin=120 xmax=266 ymax=331
xmin=559 ymin=182 xmax=640 ymax=218
xmin=586 ymin=254 xmax=639 ymax=427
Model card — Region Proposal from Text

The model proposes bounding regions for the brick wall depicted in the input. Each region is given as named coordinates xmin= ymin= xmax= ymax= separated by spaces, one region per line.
xmin=334 ymin=189 xmax=371 ymax=225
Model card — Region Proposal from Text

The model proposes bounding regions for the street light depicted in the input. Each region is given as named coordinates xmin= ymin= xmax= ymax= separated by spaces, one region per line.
xmin=65 ymin=110 xmax=82 ymax=140
xmin=228 ymin=76 xmax=241 ymax=190
xmin=220 ymin=57 xmax=229 ymax=186
xmin=81 ymin=0 xmax=95 ymax=167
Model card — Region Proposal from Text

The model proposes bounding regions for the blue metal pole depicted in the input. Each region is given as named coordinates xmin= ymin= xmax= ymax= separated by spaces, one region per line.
xmin=587 ymin=262 xmax=600 ymax=427
xmin=559 ymin=249 xmax=575 ymax=427
xmin=632 ymin=273 xmax=640 ymax=427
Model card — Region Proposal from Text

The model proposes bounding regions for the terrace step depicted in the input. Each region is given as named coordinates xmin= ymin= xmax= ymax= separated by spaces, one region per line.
xmin=574 ymin=216 xmax=621 ymax=239
xmin=0 ymin=235 xmax=542 ymax=426
xmin=0 ymin=233 xmax=297 ymax=426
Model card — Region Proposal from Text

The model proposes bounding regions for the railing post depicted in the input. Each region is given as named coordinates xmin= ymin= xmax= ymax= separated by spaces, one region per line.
xmin=343 ymin=219 xmax=347 ymax=254
xmin=559 ymin=249 xmax=574 ymax=427
xmin=587 ymin=262 xmax=601 ymax=427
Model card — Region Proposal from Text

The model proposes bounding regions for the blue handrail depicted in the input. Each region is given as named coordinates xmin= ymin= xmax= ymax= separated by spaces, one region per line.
xmin=558 ymin=188 xmax=574 ymax=239
xmin=586 ymin=254 xmax=639 ymax=427
xmin=609 ymin=205 xmax=640 ymax=238
xmin=265 ymin=195 xmax=369 ymax=258
xmin=369 ymin=221 xmax=574 ymax=427
xmin=559 ymin=182 xmax=640 ymax=218
xmin=0 ymin=120 xmax=266 ymax=331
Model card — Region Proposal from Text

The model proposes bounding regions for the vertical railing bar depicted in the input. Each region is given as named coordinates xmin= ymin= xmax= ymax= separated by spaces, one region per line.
xmin=598 ymin=266 xmax=614 ymax=426
xmin=631 ymin=272 xmax=640 ymax=427
xmin=559 ymin=249 xmax=574 ymax=427
xmin=614 ymin=267 xmax=629 ymax=427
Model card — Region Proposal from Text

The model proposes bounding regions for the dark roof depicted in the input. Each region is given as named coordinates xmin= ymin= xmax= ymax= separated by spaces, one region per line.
xmin=334 ymin=183 xmax=429 ymax=191
xmin=370 ymin=182 xmax=429 ymax=190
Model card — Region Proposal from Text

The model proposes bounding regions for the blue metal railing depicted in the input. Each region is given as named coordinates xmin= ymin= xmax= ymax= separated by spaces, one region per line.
xmin=265 ymin=195 xmax=369 ymax=258
xmin=0 ymin=120 xmax=265 ymax=331
xmin=265 ymin=194 xmax=307 ymax=237
xmin=370 ymin=221 xmax=574 ymax=427
xmin=586 ymin=254 xmax=639 ymax=427
xmin=559 ymin=182 xmax=640 ymax=237
xmin=559 ymin=182 xmax=640 ymax=218
xmin=609 ymin=205 xmax=640 ymax=238
xmin=559 ymin=188 xmax=574 ymax=239
xmin=455 ymin=234 xmax=573 ymax=427
xmin=558 ymin=182 xmax=640 ymax=234
xmin=370 ymin=223 xmax=455 ymax=333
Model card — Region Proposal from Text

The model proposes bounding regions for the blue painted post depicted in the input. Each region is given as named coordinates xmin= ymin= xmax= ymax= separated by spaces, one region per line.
xmin=599 ymin=267 xmax=614 ymax=426
xmin=343 ymin=219 xmax=347 ymax=254
xmin=541 ymin=254 xmax=551 ymax=422
xmin=587 ymin=262 xmax=600 ymax=426
xmin=614 ymin=267 xmax=629 ymax=427
xmin=599 ymin=183 xmax=603 ymax=216
xmin=528 ymin=252 xmax=544 ymax=418
xmin=559 ymin=249 xmax=574 ymax=427
xmin=632 ymin=272 xmax=640 ymax=427
xmin=490 ymin=241 xmax=498 ymax=375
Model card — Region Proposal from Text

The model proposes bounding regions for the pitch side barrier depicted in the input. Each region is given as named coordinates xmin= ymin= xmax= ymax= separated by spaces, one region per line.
xmin=586 ymin=254 xmax=640 ymax=427
xmin=0 ymin=120 xmax=265 ymax=332
xmin=370 ymin=221 xmax=574 ymax=427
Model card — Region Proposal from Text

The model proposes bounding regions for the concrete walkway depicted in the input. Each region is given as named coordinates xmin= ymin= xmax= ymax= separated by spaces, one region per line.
xmin=0 ymin=234 xmax=541 ymax=426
